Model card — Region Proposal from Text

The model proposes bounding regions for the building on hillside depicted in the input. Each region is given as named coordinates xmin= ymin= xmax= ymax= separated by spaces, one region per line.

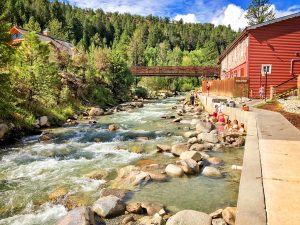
xmin=219 ymin=12 xmax=300 ymax=98
xmin=9 ymin=26 xmax=74 ymax=57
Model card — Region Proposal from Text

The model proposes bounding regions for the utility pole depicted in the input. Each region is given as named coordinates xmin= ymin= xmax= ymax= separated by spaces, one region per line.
xmin=265 ymin=70 xmax=268 ymax=102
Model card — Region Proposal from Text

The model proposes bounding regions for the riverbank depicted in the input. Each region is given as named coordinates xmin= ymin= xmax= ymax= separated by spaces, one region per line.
xmin=0 ymin=95 xmax=244 ymax=225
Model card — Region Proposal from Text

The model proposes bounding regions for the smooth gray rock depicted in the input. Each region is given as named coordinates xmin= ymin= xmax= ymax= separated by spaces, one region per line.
xmin=0 ymin=123 xmax=9 ymax=139
xmin=183 ymin=131 xmax=198 ymax=138
xmin=198 ymin=133 xmax=219 ymax=144
xmin=92 ymin=195 xmax=126 ymax=218
xmin=55 ymin=206 xmax=98 ymax=225
xmin=178 ymin=159 xmax=200 ymax=175
xmin=89 ymin=107 xmax=104 ymax=116
xmin=187 ymin=137 xmax=198 ymax=145
xmin=171 ymin=144 xmax=188 ymax=156
xmin=165 ymin=164 xmax=184 ymax=177
xmin=212 ymin=218 xmax=227 ymax=225
xmin=180 ymin=151 xmax=202 ymax=162
xmin=222 ymin=207 xmax=237 ymax=225
xmin=196 ymin=121 xmax=215 ymax=133
xmin=189 ymin=143 xmax=206 ymax=151
xmin=202 ymin=167 xmax=222 ymax=177
xmin=166 ymin=210 xmax=212 ymax=225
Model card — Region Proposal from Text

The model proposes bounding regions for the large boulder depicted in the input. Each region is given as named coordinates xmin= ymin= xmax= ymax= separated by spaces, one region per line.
xmin=187 ymin=137 xmax=198 ymax=145
xmin=198 ymin=133 xmax=219 ymax=144
xmin=89 ymin=107 xmax=104 ymax=116
xmin=222 ymin=207 xmax=237 ymax=225
xmin=108 ymin=124 xmax=118 ymax=131
xmin=111 ymin=165 xmax=151 ymax=189
xmin=166 ymin=210 xmax=212 ymax=225
xmin=39 ymin=131 xmax=55 ymax=142
xmin=92 ymin=195 xmax=126 ymax=218
xmin=177 ymin=159 xmax=200 ymax=175
xmin=165 ymin=164 xmax=184 ymax=177
xmin=0 ymin=123 xmax=9 ymax=140
xmin=55 ymin=206 xmax=98 ymax=225
xmin=180 ymin=151 xmax=202 ymax=162
xmin=210 ymin=209 xmax=223 ymax=219
xmin=202 ymin=167 xmax=222 ymax=177
xmin=189 ymin=143 xmax=205 ymax=151
xmin=231 ymin=136 xmax=245 ymax=147
xmin=156 ymin=144 xmax=171 ymax=152
xmin=171 ymin=144 xmax=188 ymax=156
xmin=196 ymin=121 xmax=215 ymax=133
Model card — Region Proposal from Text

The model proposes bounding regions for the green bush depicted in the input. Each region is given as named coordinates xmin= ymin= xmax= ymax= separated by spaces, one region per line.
xmin=133 ymin=87 xmax=149 ymax=99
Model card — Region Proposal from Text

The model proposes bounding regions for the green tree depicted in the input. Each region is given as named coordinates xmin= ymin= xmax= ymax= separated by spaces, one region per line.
xmin=48 ymin=18 xmax=67 ymax=40
xmin=12 ymin=32 xmax=59 ymax=107
xmin=24 ymin=16 xmax=41 ymax=33
xmin=245 ymin=0 xmax=275 ymax=25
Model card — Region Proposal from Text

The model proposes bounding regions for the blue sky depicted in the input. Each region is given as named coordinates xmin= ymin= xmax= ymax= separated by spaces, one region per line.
xmin=62 ymin=0 xmax=300 ymax=31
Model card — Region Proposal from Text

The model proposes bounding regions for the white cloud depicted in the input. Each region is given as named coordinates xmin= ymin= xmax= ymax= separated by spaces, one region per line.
xmin=173 ymin=13 xmax=198 ymax=23
xmin=66 ymin=0 xmax=177 ymax=17
xmin=211 ymin=3 xmax=300 ymax=31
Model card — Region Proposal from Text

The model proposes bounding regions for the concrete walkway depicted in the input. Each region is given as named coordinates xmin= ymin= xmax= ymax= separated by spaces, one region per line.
xmin=198 ymin=94 xmax=300 ymax=225
xmin=256 ymin=108 xmax=300 ymax=225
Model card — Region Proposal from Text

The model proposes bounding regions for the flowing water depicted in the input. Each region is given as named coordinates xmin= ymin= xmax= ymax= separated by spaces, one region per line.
xmin=0 ymin=97 xmax=243 ymax=225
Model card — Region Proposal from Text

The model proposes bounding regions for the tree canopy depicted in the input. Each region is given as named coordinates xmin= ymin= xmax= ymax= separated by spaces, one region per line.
xmin=245 ymin=0 xmax=275 ymax=26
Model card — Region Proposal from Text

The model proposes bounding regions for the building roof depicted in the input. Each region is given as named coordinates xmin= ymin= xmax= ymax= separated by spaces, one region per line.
xmin=11 ymin=26 xmax=73 ymax=56
xmin=219 ymin=12 xmax=300 ymax=62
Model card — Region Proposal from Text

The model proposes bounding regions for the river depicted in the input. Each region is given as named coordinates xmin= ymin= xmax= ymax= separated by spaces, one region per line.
xmin=0 ymin=96 xmax=243 ymax=225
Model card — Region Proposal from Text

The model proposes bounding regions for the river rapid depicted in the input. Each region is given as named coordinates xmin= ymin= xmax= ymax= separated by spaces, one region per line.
xmin=0 ymin=96 xmax=243 ymax=225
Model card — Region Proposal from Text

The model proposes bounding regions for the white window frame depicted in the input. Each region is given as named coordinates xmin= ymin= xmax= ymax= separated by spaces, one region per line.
xmin=261 ymin=64 xmax=272 ymax=76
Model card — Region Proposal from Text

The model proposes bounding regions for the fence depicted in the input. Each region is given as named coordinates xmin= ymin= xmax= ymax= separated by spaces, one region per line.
xmin=202 ymin=77 xmax=249 ymax=98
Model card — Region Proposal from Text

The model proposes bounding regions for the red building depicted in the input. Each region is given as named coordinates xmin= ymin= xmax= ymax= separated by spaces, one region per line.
xmin=219 ymin=12 xmax=300 ymax=98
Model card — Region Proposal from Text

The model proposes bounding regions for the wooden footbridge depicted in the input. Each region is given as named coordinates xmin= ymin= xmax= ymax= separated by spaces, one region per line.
xmin=130 ymin=66 xmax=219 ymax=78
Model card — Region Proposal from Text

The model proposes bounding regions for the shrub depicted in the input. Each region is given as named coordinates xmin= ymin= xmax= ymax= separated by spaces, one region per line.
xmin=133 ymin=87 xmax=148 ymax=99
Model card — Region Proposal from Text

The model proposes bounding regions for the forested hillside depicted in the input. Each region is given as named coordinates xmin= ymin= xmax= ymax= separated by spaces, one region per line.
xmin=0 ymin=0 xmax=237 ymax=141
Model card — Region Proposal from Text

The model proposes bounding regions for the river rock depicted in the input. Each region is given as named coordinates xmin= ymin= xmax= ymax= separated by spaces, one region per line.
xmin=141 ymin=164 xmax=168 ymax=182
xmin=171 ymin=144 xmax=188 ymax=156
xmin=173 ymin=118 xmax=182 ymax=123
xmin=166 ymin=210 xmax=212 ymax=225
xmin=210 ymin=209 xmax=223 ymax=219
xmin=139 ymin=216 xmax=152 ymax=225
xmin=222 ymin=207 xmax=237 ymax=225
xmin=212 ymin=218 xmax=227 ymax=225
xmin=180 ymin=151 xmax=202 ymax=162
xmin=133 ymin=102 xmax=144 ymax=108
xmin=202 ymin=167 xmax=222 ymax=177
xmin=141 ymin=202 xmax=164 ymax=216
xmin=39 ymin=116 xmax=50 ymax=127
xmin=151 ymin=213 xmax=165 ymax=225
xmin=108 ymin=124 xmax=118 ymax=131
xmin=89 ymin=107 xmax=104 ymax=116
xmin=183 ymin=131 xmax=198 ymax=138
xmin=189 ymin=143 xmax=205 ymax=151
xmin=213 ymin=144 xmax=225 ymax=152
xmin=156 ymin=144 xmax=171 ymax=152
xmin=187 ymin=137 xmax=198 ymax=145
xmin=65 ymin=193 xmax=90 ymax=210
xmin=196 ymin=121 xmax=215 ymax=133
xmin=190 ymin=119 xmax=202 ymax=125
xmin=111 ymin=165 xmax=151 ymax=189
xmin=165 ymin=164 xmax=184 ymax=177
xmin=100 ymin=188 xmax=129 ymax=200
xmin=178 ymin=159 xmax=200 ymax=175
xmin=126 ymin=203 xmax=143 ymax=214
xmin=92 ymin=195 xmax=126 ymax=218
xmin=49 ymin=186 xmax=69 ymax=203
xmin=198 ymin=133 xmax=219 ymax=144
xmin=39 ymin=131 xmax=55 ymax=142
xmin=84 ymin=170 xmax=107 ymax=180
xmin=200 ymin=152 xmax=210 ymax=160
xmin=0 ymin=123 xmax=9 ymax=139
xmin=231 ymin=136 xmax=245 ymax=147
xmin=55 ymin=206 xmax=97 ymax=225
xmin=207 ymin=157 xmax=223 ymax=165
xmin=122 ymin=215 xmax=135 ymax=224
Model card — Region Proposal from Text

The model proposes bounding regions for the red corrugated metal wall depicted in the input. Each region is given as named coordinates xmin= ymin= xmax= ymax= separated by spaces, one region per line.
xmin=248 ymin=17 xmax=300 ymax=98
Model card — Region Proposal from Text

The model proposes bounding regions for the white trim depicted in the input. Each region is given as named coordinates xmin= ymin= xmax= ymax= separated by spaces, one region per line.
xmin=261 ymin=64 xmax=272 ymax=76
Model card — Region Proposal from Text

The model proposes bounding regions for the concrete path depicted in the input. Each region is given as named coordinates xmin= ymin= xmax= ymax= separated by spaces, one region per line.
xmin=255 ymin=108 xmax=300 ymax=225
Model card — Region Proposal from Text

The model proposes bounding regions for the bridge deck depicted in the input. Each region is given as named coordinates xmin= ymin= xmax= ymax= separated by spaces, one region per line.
xmin=130 ymin=66 xmax=219 ymax=77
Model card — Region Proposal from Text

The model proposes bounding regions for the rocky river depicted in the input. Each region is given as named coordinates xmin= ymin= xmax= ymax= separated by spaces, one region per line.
xmin=0 ymin=96 xmax=244 ymax=225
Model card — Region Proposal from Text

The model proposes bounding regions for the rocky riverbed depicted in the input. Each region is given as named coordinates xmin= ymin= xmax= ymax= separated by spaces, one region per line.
xmin=0 ymin=96 xmax=244 ymax=225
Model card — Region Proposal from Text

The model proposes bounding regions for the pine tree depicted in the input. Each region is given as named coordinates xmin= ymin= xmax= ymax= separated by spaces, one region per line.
xmin=245 ymin=0 xmax=275 ymax=25
xmin=24 ymin=16 xmax=41 ymax=33
xmin=48 ymin=18 xmax=67 ymax=40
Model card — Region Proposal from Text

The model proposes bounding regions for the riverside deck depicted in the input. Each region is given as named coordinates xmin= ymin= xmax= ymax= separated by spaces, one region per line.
xmin=199 ymin=94 xmax=300 ymax=225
